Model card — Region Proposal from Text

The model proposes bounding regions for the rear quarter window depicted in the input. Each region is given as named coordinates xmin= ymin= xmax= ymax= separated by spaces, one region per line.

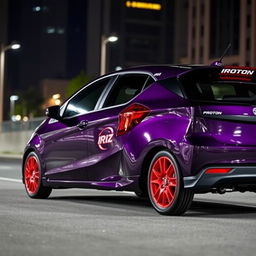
xmin=159 ymin=77 xmax=184 ymax=98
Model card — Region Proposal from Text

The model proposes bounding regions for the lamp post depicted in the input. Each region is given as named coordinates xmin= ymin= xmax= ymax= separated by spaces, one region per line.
xmin=0 ymin=41 xmax=21 ymax=123
xmin=10 ymin=95 xmax=19 ymax=121
xmin=100 ymin=35 xmax=118 ymax=76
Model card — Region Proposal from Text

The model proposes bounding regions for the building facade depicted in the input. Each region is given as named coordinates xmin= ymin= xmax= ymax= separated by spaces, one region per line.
xmin=181 ymin=0 xmax=256 ymax=66
xmin=2 ymin=0 xmax=256 ymax=120
xmin=7 ymin=0 xmax=87 ymax=88
xmin=0 ymin=0 xmax=8 ymax=45
xmin=107 ymin=0 xmax=175 ymax=70
xmin=86 ymin=0 xmax=176 ymax=76
xmin=6 ymin=0 xmax=177 ymax=94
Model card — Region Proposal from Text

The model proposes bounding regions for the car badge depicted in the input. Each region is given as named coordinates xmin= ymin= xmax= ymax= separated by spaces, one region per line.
xmin=98 ymin=127 xmax=114 ymax=150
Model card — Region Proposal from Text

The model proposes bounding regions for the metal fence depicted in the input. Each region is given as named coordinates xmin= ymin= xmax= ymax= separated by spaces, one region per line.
xmin=0 ymin=117 xmax=45 ymax=132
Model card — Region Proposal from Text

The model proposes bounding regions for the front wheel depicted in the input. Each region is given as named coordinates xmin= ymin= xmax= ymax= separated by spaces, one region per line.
xmin=23 ymin=152 xmax=52 ymax=199
xmin=147 ymin=151 xmax=194 ymax=215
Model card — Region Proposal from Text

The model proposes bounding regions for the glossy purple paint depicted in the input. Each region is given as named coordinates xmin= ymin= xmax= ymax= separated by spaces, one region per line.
xmin=23 ymin=65 xmax=256 ymax=194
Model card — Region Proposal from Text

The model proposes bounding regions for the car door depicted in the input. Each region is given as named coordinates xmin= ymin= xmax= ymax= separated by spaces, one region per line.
xmin=42 ymin=76 xmax=114 ymax=182
xmin=82 ymin=73 xmax=155 ymax=183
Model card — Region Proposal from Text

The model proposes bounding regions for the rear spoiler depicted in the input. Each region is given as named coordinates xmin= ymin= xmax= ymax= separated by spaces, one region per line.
xmin=178 ymin=65 xmax=256 ymax=83
xmin=219 ymin=66 xmax=256 ymax=82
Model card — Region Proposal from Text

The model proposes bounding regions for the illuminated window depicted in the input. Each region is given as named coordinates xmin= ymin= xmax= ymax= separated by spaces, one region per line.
xmin=126 ymin=1 xmax=161 ymax=11
xmin=57 ymin=28 xmax=65 ymax=34
xmin=46 ymin=27 xmax=65 ymax=35
xmin=46 ymin=27 xmax=55 ymax=34
xmin=32 ymin=6 xmax=41 ymax=12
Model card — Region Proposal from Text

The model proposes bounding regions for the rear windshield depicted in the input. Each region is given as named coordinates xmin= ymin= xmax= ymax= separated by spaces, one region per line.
xmin=179 ymin=68 xmax=256 ymax=105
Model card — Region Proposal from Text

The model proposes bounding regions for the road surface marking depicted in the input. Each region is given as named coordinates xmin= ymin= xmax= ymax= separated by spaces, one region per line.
xmin=0 ymin=177 xmax=22 ymax=183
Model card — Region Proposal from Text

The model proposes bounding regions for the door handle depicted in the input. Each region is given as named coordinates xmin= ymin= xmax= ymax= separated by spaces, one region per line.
xmin=77 ymin=120 xmax=88 ymax=129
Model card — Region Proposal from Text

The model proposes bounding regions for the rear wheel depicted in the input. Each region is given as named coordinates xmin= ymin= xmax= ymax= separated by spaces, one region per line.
xmin=147 ymin=151 xmax=194 ymax=215
xmin=23 ymin=152 xmax=52 ymax=199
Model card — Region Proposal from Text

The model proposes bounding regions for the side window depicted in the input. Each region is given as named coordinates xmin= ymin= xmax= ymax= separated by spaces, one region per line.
xmin=103 ymin=74 xmax=149 ymax=107
xmin=63 ymin=77 xmax=111 ymax=118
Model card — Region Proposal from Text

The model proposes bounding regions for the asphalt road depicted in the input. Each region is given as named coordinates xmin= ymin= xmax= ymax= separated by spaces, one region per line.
xmin=1 ymin=157 xmax=256 ymax=256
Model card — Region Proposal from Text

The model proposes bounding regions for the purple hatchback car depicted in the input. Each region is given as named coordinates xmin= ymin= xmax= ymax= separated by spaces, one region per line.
xmin=23 ymin=64 xmax=256 ymax=215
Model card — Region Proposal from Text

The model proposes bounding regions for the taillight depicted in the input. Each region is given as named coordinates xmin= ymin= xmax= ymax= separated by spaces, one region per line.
xmin=117 ymin=103 xmax=150 ymax=136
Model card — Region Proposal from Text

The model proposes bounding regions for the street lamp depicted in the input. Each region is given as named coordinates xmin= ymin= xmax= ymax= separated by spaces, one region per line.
xmin=10 ymin=95 xmax=19 ymax=121
xmin=0 ymin=41 xmax=21 ymax=123
xmin=100 ymin=35 xmax=118 ymax=75
xmin=10 ymin=43 xmax=21 ymax=50
xmin=52 ymin=93 xmax=61 ymax=105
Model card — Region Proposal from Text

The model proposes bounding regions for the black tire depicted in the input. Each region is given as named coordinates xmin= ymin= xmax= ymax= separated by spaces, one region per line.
xmin=147 ymin=150 xmax=194 ymax=215
xmin=23 ymin=152 xmax=52 ymax=199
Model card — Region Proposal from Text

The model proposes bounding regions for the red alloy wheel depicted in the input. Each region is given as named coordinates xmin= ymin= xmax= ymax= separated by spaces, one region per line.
xmin=24 ymin=156 xmax=40 ymax=195
xmin=149 ymin=156 xmax=177 ymax=208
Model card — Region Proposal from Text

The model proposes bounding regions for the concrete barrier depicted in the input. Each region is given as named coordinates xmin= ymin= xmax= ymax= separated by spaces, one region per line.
xmin=0 ymin=130 xmax=33 ymax=154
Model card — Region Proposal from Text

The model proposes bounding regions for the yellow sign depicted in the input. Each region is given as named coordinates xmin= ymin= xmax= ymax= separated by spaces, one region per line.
xmin=126 ymin=1 xmax=161 ymax=11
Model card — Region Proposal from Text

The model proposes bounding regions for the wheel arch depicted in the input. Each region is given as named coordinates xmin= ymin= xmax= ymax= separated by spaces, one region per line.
xmin=22 ymin=147 xmax=36 ymax=183
xmin=138 ymin=145 xmax=181 ymax=194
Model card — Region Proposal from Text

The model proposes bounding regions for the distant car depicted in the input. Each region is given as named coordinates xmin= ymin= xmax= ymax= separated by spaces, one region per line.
xmin=22 ymin=64 xmax=256 ymax=215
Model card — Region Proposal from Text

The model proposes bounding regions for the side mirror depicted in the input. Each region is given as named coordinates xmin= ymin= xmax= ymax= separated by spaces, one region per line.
xmin=45 ymin=105 xmax=61 ymax=120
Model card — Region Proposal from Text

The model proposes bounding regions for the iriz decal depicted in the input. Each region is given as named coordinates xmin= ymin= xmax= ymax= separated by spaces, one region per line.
xmin=98 ymin=127 xmax=114 ymax=150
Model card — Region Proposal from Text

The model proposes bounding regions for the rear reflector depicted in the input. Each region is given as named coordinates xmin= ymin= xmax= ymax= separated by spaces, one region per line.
xmin=205 ymin=168 xmax=232 ymax=174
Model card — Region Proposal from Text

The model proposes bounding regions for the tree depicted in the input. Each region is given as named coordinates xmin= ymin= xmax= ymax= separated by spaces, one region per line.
xmin=14 ymin=87 xmax=44 ymax=118
xmin=65 ymin=71 xmax=91 ymax=98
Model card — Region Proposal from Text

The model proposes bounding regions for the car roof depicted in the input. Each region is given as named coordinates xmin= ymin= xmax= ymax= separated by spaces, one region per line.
xmin=105 ymin=64 xmax=256 ymax=82
xmin=109 ymin=64 xmax=210 ymax=81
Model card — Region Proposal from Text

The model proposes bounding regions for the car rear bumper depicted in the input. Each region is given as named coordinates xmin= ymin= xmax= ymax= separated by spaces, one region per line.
xmin=184 ymin=166 xmax=256 ymax=192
